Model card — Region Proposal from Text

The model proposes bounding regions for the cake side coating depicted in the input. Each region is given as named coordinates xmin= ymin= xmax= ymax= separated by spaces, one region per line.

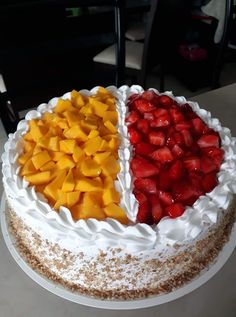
xmin=6 ymin=196 xmax=236 ymax=299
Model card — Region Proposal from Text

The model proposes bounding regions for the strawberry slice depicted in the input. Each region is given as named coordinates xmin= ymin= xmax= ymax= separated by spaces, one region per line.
xmin=135 ymin=142 xmax=156 ymax=157
xmin=201 ymin=172 xmax=218 ymax=192
xmin=143 ymin=111 xmax=155 ymax=121
xmin=191 ymin=117 xmax=209 ymax=135
xmin=142 ymin=90 xmax=159 ymax=103
xmin=165 ymin=203 xmax=185 ymax=218
xmin=180 ymin=103 xmax=197 ymax=119
xmin=150 ymin=195 xmax=163 ymax=223
xmin=181 ymin=129 xmax=193 ymax=147
xmin=134 ymin=178 xmax=157 ymax=194
xmin=172 ymin=180 xmax=198 ymax=205
xmin=197 ymin=134 xmax=220 ymax=148
xmin=130 ymin=157 xmax=159 ymax=178
xmin=136 ymin=119 xmax=149 ymax=134
xmin=158 ymin=190 xmax=174 ymax=206
xmin=168 ymin=160 xmax=185 ymax=180
xmin=183 ymin=156 xmax=201 ymax=173
xmin=157 ymin=170 xmax=172 ymax=190
xmin=128 ymin=126 xmax=142 ymax=145
xmin=201 ymin=146 xmax=224 ymax=168
xmin=175 ymin=121 xmax=191 ymax=131
xmin=169 ymin=107 xmax=184 ymax=123
xmin=150 ymin=113 xmax=171 ymax=128
xmin=149 ymin=131 xmax=166 ymax=146
xmin=200 ymin=155 xmax=217 ymax=174
xmin=171 ymin=144 xmax=184 ymax=158
xmin=154 ymin=108 xmax=168 ymax=118
xmin=137 ymin=201 xmax=153 ymax=224
xmin=125 ymin=110 xmax=140 ymax=125
xmin=134 ymin=98 xmax=155 ymax=113
xmin=150 ymin=146 xmax=173 ymax=163
xmin=134 ymin=190 xmax=147 ymax=204
xmin=158 ymin=95 xmax=173 ymax=107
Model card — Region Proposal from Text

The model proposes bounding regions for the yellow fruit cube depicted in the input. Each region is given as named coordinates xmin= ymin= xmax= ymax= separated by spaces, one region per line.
xmin=59 ymin=139 xmax=76 ymax=154
xmin=75 ymin=177 xmax=102 ymax=192
xmin=18 ymin=148 xmax=34 ymax=165
xmin=98 ymin=139 xmax=109 ymax=152
xmin=62 ymin=169 xmax=75 ymax=192
xmin=20 ymin=159 xmax=37 ymax=176
xmin=66 ymin=191 xmax=81 ymax=208
xmin=31 ymin=150 xmax=51 ymax=170
xmin=104 ymin=120 xmax=117 ymax=134
xmin=48 ymin=136 xmax=60 ymax=152
xmin=101 ymin=155 xmax=120 ymax=176
xmin=39 ymin=160 xmax=56 ymax=171
xmin=81 ymin=158 xmax=101 ymax=177
xmin=54 ymin=190 xmax=67 ymax=210
xmin=56 ymin=155 xmax=75 ymax=170
xmin=103 ymin=111 xmax=118 ymax=125
xmin=23 ymin=131 xmax=33 ymax=141
xmin=89 ymin=97 xmax=109 ymax=117
xmin=56 ymin=118 xmax=69 ymax=130
xmin=72 ymin=146 xmax=85 ymax=163
xmin=87 ymin=130 xmax=99 ymax=139
xmin=103 ymin=176 xmax=114 ymax=189
xmin=93 ymin=152 xmax=111 ymax=164
xmin=71 ymin=90 xmax=85 ymax=108
xmin=63 ymin=110 xmax=82 ymax=127
xmin=25 ymin=171 xmax=51 ymax=185
xmin=108 ymin=137 xmax=120 ymax=152
xmin=50 ymin=151 xmax=65 ymax=162
xmin=23 ymin=141 xmax=35 ymax=153
xmin=44 ymin=169 xmax=67 ymax=201
xmin=54 ymin=99 xmax=74 ymax=113
xmin=104 ymin=203 xmax=128 ymax=224
xmin=103 ymin=188 xmax=120 ymax=205
xmin=71 ymin=203 xmax=106 ymax=221
xmin=84 ymin=136 xmax=102 ymax=156
xmin=64 ymin=125 xmax=87 ymax=142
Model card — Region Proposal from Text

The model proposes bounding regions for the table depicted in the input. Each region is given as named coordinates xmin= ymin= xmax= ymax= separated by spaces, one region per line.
xmin=0 ymin=84 xmax=236 ymax=317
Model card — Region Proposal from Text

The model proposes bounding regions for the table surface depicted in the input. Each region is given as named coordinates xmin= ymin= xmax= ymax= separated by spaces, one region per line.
xmin=0 ymin=83 xmax=236 ymax=317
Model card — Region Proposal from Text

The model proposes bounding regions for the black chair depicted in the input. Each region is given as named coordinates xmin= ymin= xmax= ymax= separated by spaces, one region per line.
xmin=211 ymin=0 xmax=235 ymax=89
xmin=93 ymin=0 xmax=190 ymax=91
xmin=0 ymin=0 xmax=125 ymax=135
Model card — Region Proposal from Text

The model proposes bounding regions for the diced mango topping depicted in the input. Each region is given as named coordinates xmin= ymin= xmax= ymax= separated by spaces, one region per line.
xmin=17 ymin=87 xmax=128 ymax=224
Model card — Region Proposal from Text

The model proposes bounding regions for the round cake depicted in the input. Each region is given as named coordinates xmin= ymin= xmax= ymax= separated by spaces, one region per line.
xmin=2 ymin=85 xmax=236 ymax=300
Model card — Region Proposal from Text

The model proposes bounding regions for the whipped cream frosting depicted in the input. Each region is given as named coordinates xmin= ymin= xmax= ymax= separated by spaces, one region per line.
xmin=2 ymin=85 xmax=236 ymax=253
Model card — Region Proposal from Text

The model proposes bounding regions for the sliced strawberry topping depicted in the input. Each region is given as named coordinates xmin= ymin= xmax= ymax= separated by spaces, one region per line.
xmin=168 ymin=160 xmax=185 ymax=180
xmin=134 ymin=178 xmax=157 ymax=194
xmin=130 ymin=157 xmax=159 ymax=178
xmin=134 ymin=98 xmax=155 ymax=113
xmin=150 ymin=195 xmax=163 ymax=223
xmin=149 ymin=131 xmax=165 ymax=146
xmin=135 ymin=142 xmax=156 ymax=157
xmin=158 ymin=190 xmax=174 ymax=206
xmin=128 ymin=127 xmax=142 ymax=145
xmin=165 ymin=203 xmax=184 ymax=218
xmin=158 ymin=95 xmax=173 ymax=107
xmin=197 ymin=134 xmax=220 ymax=148
xmin=125 ymin=110 xmax=140 ymax=125
xmin=150 ymin=147 xmax=173 ymax=163
xmin=126 ymin=90 xmax=224 ymax=224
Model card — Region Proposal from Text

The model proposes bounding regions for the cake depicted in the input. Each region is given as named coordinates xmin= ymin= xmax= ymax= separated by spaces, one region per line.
xmin=2 ymin=85 xmax=236 ymax=300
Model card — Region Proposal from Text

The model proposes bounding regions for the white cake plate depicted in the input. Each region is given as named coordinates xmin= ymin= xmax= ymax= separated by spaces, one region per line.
xmin=1 ymin=193 xmax=236 ymax=310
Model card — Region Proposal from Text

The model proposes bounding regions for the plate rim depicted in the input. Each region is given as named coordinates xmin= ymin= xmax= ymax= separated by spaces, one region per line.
xmin=1 ymin=193 xmax=236 ymax=310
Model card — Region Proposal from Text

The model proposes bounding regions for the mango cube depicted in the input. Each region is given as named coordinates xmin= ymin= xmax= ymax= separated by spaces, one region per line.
xmin=75 ymin=177 xmax=102 ymax=192
xmin=89 ymin=97 xmax=108 ymax=118
xmin=54 ymin=99 xmax=74 ymax=113
xmin=25 ymin=171 xmax=51 ymax=185
xmin=104 ymin=203 xmax=128 ymax=224
xmin=31 ymin=150 xmax=51 ymax=170
xmin=83 ymin=136 xmax=102 ymax=156
xmin=44 ymin=169 xmax=67 ymax=201
xmin=20 ymin=159 xmax=37 ymax=176
xmin=104 ymin=120 xmax=117 ymax=134
xmin=62 ymin=169 xmax=75 ymax=192
xmin=81 ymin=158 xmax=101 ymax=177
xmin=56 ymin=155 xmax=75 ymax=170
xmin=64 ymin=125 xmax=87 ymax=142
xmin=59 ymin=139 xmax=76 ymax=154
xmin=72 ymin=146 xmax=85 ymax=163
xmin=66 ymin=191 xmax=81 ymax=208
xmin=101 ymin=155 xmax=120 ymax=176
xmin=103 ymin=188 xmax=120 ymax=205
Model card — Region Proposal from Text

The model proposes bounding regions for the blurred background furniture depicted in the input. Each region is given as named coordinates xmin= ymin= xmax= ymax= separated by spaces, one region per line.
xmin=93 ymin=0 xmax=190 ymax=91
xmin=0 ymin=0 xmax=125 ymax=134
